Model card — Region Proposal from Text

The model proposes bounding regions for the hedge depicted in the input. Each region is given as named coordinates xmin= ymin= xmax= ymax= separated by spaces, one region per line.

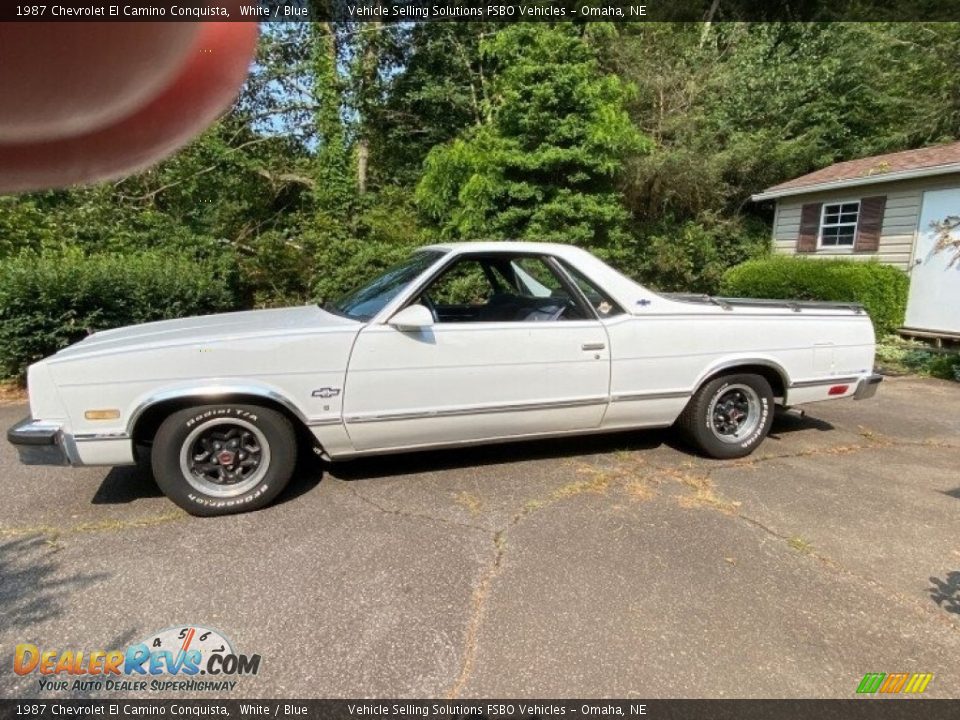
xmin=720 ymin=256 xmax=908 ymax=336
xmin=0 ymin=249 xmax=237 ymax=379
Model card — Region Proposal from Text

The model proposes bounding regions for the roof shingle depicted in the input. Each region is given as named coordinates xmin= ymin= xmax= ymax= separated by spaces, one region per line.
xmin=759 ymin=141 xmax=960 ymax=196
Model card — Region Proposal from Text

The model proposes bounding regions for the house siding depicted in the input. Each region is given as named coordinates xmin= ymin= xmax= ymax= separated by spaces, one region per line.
xmin=771 ymin=172 xmax=960 ymax=270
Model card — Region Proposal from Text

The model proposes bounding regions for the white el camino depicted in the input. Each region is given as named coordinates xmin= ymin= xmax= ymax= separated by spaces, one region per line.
xmin=8 ymin=242 xmax=882 ymax=515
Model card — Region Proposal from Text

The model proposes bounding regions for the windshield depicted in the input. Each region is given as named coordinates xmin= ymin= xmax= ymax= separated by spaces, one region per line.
xmin=327 ymin=250 xmax=445 ymax=321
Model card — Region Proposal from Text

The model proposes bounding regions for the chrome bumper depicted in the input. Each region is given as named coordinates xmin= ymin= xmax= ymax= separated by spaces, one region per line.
xmin=854 ymin=373 xmax=883 ymax=400
xmin=7 ymin=416 xmax=72 ymax=466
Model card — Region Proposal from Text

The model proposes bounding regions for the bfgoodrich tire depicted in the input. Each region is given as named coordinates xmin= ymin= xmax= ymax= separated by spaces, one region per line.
xmin=151 ymin=404 xmax=296 ymax=516
xmin=678 ymin=373 xmax=774 ymax=459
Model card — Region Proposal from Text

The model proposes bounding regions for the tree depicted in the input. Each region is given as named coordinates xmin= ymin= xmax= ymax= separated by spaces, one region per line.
xmin=416 ymin=24 xmax=648 ymax=249
xmin=368 ymin=23 xmax=492 ymax=188
xmin=932 ymin=216 xmax=960 ymax=267
xmin=2 ymin=20 xmax=958 ymax=317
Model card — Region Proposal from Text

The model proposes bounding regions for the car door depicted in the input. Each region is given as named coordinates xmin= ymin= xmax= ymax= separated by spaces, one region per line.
xmin=341 ymin=252 xmax=611 ymax=452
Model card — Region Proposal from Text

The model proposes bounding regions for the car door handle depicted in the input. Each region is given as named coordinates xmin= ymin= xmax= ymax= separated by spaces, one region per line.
xmin=581 ymin=342 xmax=606 ymax=351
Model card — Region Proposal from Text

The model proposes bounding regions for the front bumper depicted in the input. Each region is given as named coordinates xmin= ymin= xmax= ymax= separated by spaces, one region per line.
xmin=854 ymin=373 xmax=883 ymax=400
xmin=7 ymin=416 xmax=72 ymax=466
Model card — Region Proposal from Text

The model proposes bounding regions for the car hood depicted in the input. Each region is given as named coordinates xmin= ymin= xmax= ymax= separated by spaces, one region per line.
xmin=51 ymin=305 xmax=359 ymax=360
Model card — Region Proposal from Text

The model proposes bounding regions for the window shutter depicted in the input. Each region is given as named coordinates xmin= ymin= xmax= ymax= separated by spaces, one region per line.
xmin=854 ymin=195 xmax=886 ymax=252
xmin=797 ymin=202 xmax=822 ymax=253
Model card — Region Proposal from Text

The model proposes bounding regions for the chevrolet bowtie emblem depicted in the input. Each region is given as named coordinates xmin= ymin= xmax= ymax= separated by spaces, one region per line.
xmin=312 ymin=387 xmax=341 ymax=399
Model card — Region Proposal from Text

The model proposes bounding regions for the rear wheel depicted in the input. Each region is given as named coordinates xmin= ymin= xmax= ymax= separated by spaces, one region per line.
xmin=678 ymin=373 xmax=774 ymax=459
xmin=151 ymin=403 xmax=296 ymax=516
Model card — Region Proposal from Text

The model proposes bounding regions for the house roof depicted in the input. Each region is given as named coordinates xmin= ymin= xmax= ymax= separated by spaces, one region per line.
xmin=752 ymin=141 xmax=960 ymax=201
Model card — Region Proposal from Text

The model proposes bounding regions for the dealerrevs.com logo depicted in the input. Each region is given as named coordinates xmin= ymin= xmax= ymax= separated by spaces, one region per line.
xmin=14 ymin=625 xmax=261 ymax=693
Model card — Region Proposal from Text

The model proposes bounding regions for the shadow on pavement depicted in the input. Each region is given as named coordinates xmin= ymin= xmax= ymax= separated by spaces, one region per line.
xmin=767 ymin=408 xmax=835 ymax=439
xmin=0 ymin=535 xmax=110 ymax=635
xmin=87 ymin=411 xmax=834 ymax=503
xmin=929 ymin=571 xmax=960 ymax=615
xmin=92 ymin=465 xmax=164 ymax=504
xmin=91 ymin=448 xmax=324 ymax=508
xmin=332 ymin=428 xmax=669 ymax=481
xmin=274 ymin=450 xmax=324 ymax=505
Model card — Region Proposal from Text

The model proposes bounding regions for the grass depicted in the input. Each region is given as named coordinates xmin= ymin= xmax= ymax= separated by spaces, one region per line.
xmin=676 ymin=486 xmax=741 ymax=515
xmin=624 ymin=478 xmax=656 ymax=501
xmin=0 ymin=379 xmax=26 ymax=404
xmin=788 ymin=536 xmax=814 ymax=554
xmin=875 ymin=335 xmax=960 ymax=381
xmin=0 ymin=509 xmax=186 ymax=540
xmin=657 ymin=465 xmax=741 ymax=515
xmin=552 ymin=469 xmax=612 ymax=499
xmin=453 ymin=491 xmax=484 ymax=514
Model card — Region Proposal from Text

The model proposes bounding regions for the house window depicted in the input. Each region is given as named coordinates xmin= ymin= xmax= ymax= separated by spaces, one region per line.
xmin=819 ymin=201 xmax=860 ymax=247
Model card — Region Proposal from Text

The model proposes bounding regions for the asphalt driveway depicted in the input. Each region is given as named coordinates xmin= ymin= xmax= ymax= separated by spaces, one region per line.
xmin=1 ymin=376 xmax=958 ymax=698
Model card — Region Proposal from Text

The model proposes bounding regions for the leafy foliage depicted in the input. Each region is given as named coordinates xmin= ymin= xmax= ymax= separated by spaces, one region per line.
xmin=720 ymin=256 xmax=909 ymax=335
xmin=416 ymin=24 xmax=649 ymax=248
xmin=932 ymin=215 xmax=960 ymax=266
xmin=876 ymin=336 xmax=960 ymax=382
xmin=608 ymin=215 xmax=771 ymax=294
xmin=0 ymin=250 xmax=236 ymax=379
xmin=1 ymin=21 xmax=958 ymax=378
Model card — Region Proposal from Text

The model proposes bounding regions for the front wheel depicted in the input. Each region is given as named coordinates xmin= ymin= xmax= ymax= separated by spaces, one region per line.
xmin=151 ymin=404 xmax=297 ymax=516
xmin=678 ymin=373 xmax=774 ymax=459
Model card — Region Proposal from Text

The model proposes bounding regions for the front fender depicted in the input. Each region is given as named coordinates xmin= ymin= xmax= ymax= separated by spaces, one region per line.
xmin=125 ymin=380 xmax=311 ymax=437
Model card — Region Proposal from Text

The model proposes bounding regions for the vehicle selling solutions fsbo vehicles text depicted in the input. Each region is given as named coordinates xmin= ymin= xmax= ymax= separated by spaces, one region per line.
xmin=347 ymin=5 xmax=648 ymax=19
xmin=344 ymin=704 xmax=646 ymax=716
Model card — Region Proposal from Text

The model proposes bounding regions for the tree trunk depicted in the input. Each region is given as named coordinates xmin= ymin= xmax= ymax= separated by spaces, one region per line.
xmin=356 ymin=18 xmax=382 ymax=195
xmin=357 ymin=139 xmax=369 ymax=195
xmin=700 ymin=0 xmax=721 ymax=48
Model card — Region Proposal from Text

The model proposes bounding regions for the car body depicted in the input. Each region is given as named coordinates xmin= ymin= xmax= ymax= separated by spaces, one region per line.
xmin=8 ymin=242 xmax=882 ymax=515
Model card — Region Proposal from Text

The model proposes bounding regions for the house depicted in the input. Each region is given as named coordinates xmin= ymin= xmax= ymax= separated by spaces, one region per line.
xmin=752 ymin=141 xmax=960 ymax=338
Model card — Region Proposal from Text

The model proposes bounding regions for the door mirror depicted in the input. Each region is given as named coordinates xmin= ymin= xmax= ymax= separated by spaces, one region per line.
xmin=388 ymin=304 xmax=434 ymax=330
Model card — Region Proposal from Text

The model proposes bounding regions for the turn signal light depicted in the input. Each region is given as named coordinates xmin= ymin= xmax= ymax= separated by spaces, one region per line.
xmin=828 ymin=385 xmax=850 ymax=396
xmin=84 ymin=409 xmax=120 ymax=420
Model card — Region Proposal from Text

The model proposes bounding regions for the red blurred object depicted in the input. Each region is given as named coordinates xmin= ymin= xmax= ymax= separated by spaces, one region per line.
xmin=0 ymin=9 xmax=257 ymax=193
xmin=828 ymin=385 xmax=850 ymax=396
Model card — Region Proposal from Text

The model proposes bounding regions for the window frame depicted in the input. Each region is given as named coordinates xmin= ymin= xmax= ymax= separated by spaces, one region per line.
xmin=403 ymin=251 xmax=599 ymax=325
xmin=554 ymin=259 xmax=626 ymax=319
xmin=327 ymin=249 xmax=446 ymax=321
xmin=817 ymin=200 xmax=861 ymax=250
xmin=416 ymin=255 xmax=501 ymax=311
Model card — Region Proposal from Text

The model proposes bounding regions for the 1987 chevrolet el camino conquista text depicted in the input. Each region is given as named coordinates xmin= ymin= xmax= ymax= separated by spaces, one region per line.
xmin=7 ymin=242 xmax=882 ymax=515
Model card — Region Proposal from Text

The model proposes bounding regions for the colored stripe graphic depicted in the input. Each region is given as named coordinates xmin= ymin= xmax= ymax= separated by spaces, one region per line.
xmin=880 ymin=673 xmax=909 ymax=693
xmin=857 ymin=673 xmax=885 ymax=694
xmin=904 ymin=673 xmax=933 ymax=694
xmin=857 ymin=672 xmax=932 ymax=694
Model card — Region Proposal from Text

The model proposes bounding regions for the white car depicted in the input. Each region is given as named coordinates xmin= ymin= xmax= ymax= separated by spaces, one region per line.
xmin=8 ymin=242 xmax=882 ymax=515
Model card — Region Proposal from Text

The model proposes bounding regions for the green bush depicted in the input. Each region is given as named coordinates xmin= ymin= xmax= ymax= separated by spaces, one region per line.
xmin=876 ymin=336 xmax=960 ymax=381
xmin=0 ymin=249 xmax=237 ymax=379
xmin=720 ymin=256 xmax=908 ymax=335
xmin=624 ymin=216 xmax=770 ymax=294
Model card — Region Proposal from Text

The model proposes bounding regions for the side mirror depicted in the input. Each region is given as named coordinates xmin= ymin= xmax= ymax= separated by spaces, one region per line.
xmin=388 ymin=304 xmax=434 ymax=330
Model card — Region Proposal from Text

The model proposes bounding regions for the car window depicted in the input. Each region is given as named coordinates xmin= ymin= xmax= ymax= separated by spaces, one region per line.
xmin=510 ymin=257 xmax=562 ymax=298
xmin=419 ymin=254 xmax=588 ymax=323
xmin=559 ymin=261 xmax=625 ymax=318
xmin=424 ymin=259 xmax=495 ymax=307
xmin=328 ymin=250 xmax=444 ymax=321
